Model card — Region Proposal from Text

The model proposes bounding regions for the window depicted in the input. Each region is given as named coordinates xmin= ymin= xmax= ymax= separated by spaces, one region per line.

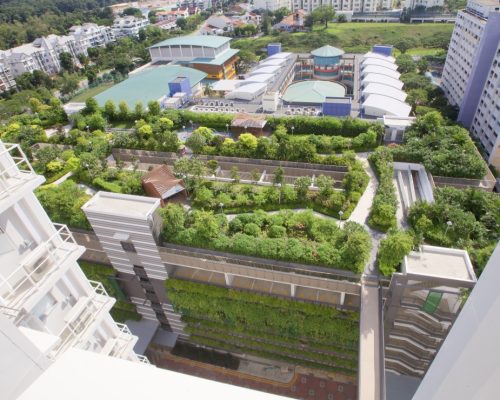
xmin=120 ymin=241 xmax=136 ymax=253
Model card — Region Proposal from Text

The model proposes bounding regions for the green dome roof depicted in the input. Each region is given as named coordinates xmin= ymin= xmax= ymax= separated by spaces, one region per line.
xmin=282 ymin=80 xmax=346 ymax=104
xmin=311 ymin=45 xmax=345 ymax=58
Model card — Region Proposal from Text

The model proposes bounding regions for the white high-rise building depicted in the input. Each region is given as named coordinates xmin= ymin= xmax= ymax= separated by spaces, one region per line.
xmin=469 ymin=40 xmax=500 ymax=169
xmin=0 ymin=141 xmax=147 ymax=399
xmin=441 ymin=0 xmax=500 ymax=127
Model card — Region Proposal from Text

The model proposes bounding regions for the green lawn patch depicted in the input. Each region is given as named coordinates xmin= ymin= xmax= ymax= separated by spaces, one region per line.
xmin=69 ymin=82 xmax=115 ymax=103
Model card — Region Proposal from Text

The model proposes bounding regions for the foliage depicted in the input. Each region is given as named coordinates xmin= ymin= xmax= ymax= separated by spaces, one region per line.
xmin=368 ymin=147 xmax=398 ymax=232
xmin=35 ymin=180 xmax=90 ymax=229
xmin=408 ymin=187 xmax=499 ymax=273
xmin=377 ymin=230 xmax=415 ymax=276
xmin=79 ymin=261 xmax=141 ymax=323
xmin=162 ymin=209 xmax=371 ymax=273
xmin=166 ymin=278 xmax=359 ymax=373
xmin=392 ymin=112 xmax=486 ymax=179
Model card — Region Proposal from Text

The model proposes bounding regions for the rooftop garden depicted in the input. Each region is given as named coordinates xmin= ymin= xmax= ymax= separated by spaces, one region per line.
xmin=160 ymin=206 xmax=371 ymax=274
xmin=166 ymin=278 xmax=359 ymax=375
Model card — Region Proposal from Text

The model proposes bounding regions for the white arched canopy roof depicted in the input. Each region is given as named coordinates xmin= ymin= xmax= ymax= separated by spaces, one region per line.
xmin=361 ymin=73 xmax=404 ymax=90
xmin=225 ymin=82 xmax=267 ymax=100
xmin=258 ymin=58 xmax=287 ymax=67
xmin=249 ymin=65 xmax=281 ymax=75
xmin=362 ymin=83 xmax=407 ymax=102
xmin=363 ymin=51 xmax=396 ymax=64
xmin=239 ymin=73 xmax=275 ymax=85
xmin=363 ymin=94 xmax=411 ymax=117
xmin=267 ymin=52 xmax=292 ymax=60
xmin=362 ymin=57 xmax=398 ymax=71
xmin=361 ymin=65 xmax=401 ymax=80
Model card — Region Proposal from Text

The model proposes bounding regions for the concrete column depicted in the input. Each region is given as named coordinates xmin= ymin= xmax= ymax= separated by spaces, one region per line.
xmin=224 ymin=273 xmax=234 ymax=287
xmin=258 ymin=170 xmax=266 ymax=183
xmin=340 ymin=291 xmax=346 ymax=305
xmin=290 ymin=284 xmax=296 ymax=297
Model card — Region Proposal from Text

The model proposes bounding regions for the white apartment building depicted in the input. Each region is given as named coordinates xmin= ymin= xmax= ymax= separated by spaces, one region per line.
xmin=253 ymin=0 xmax=292 ymax=11
xmin=68 ymin=23 xmax=115 ymax=51
xmin=291 ymin=0 xmax=383 ymax=13
xmin=0 ymin=23 xmax=116 ymax=82
xmin=113 ymin=16 xmax=150 ymax=38
xmin=404 ymin=0 xmax=444 ymax=9
xmin=0 ymin=141 xmax=148 ymax=399
xmin=470 ymin=41 xmax=500 ymax=169
xmin=0 ymin=63 xmax=16 ymax=93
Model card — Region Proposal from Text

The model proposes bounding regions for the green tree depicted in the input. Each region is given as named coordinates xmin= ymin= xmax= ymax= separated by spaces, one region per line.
xmin=59 ymin=72 xmax=79 ymax=95
xmin=378 ymin=230 xmax=414 ymax=276
xmin=59 ymin=52 xmax=75 ymax=73
xmin=148 ymin=100 xmax=160 ymax=116
xmin=118 ymin=101 xmax=130 ymax=121
xmin=294 ymin=176 xmax=312 ymax=198
xmin=396 ymin=54 xmax=416 ymax=74
xmin=311 ymin=6 xmax=335 ymax=28
xmin=84 ymin=97 xmax=99 ymax=115
xmin=185 ymin=132 xmax=207 ymax=154
xmin=273 ymin=167 xmax=284 ymax=186
xmin=192 ymin=211 xmax=219 ymax=241
xmin=104 ymin=100 xmax=116 ymax=120
xmin=230 ymin=166 xmax=240 ymax=183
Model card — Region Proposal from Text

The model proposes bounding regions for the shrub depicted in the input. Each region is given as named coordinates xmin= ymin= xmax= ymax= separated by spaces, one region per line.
xmin=243 ymin=222 xmax=261 ymax=237
xmin=268 ymin=225 xmax=286 ymax=238
xmin=378 ymin=230 xmax=414 ymax=276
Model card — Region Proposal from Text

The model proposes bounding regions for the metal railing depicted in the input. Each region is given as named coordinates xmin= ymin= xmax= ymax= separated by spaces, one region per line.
xmin=0 ymin=224 xmax=78 ymax=306
xmin=136 ymin=354 xmax=151 ymax=364
xmin=0 ymin=143 xmax=36 ymax=198
xmin=53 ymin=280 xmax=112 ymax=357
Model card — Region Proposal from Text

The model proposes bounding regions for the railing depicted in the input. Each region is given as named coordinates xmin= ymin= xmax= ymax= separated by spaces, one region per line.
xmin=109 ymin=322 xmax=136 ymax=358
xmin=0 ymin=142 xmax=36 ymax=198
xmin=52 ymin=280 xmax=112 ymax=357
xmin=136 ymin=354 xmax=151 ymax=364
xmin=0 ymin=224 xmax=79 ymax=306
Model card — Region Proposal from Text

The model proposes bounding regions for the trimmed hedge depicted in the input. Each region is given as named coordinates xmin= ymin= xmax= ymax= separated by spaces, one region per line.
xmin=368 ymin=147 xmax=398 ymax=232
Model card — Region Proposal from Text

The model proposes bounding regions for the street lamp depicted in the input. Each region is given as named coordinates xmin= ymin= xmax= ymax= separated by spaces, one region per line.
xmin=219 ymin=202 xmax=224 ymax=214
xmin=189 ymin=120 xmax=193 ymax=130
xmin=291 ymin=125 xmax=295 ymax=135
xmin=445 ymin=220 xmax=453 ymax=234
xmin=338 ymin=210 xmax=344 ymax=221
xmin=225 ymin=123 xmax=229 ymax=133
xmin=85 ymin=125 xmax=90 ymax=133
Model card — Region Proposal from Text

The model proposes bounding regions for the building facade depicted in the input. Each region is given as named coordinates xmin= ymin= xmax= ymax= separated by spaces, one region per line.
xmin=0 ymin=23 xmax=116 ymax=86
xmin=149 ymin=36 xmax=239 ymax=79
xmin=441 ymin=0 xmax=500 ymax=127
xmin=0 ymin=141 xmax=147 ymax=399
xmin=404 ymin=0 xmax=444 ymax=9
xmin=113 ymin=16 xmax=150 ymax=38
xmin=469 ymin=35 xmax=500 ymax=169
xmin=441 ymin=0 xmax=500 ymax=168
xmin=0 ymin=63 xmax=16 ymax=93
xmin=291 ymin=0 xmax=384 ymax=13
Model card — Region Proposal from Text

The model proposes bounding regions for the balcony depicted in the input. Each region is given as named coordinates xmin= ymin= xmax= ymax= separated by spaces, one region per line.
xmin=0 ymin=224 xmax=81 ymax=308
xmin=0 ymin=142 xmax=42 ymax=205
xmin=136 ymin=354 xmax=151 ymax=365
xmin=100 ymin=322 xmax=137 ymax=359
xmin=52 ymin=280 xmax=114 ymax=357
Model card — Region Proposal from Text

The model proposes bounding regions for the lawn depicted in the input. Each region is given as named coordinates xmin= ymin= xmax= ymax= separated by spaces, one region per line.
xmin=69 ymin=82 xmax=115 ymax=103
xmin=233 ymin=23 xmax=453 ymax=55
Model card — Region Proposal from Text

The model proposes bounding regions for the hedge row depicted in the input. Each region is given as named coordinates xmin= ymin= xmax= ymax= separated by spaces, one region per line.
xmin=367 ymin=147 xmax=398 ymax=232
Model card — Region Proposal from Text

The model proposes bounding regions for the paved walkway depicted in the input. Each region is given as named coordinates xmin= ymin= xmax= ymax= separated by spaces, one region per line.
xmin=146 ymin=347 xmax=358 ymax=400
